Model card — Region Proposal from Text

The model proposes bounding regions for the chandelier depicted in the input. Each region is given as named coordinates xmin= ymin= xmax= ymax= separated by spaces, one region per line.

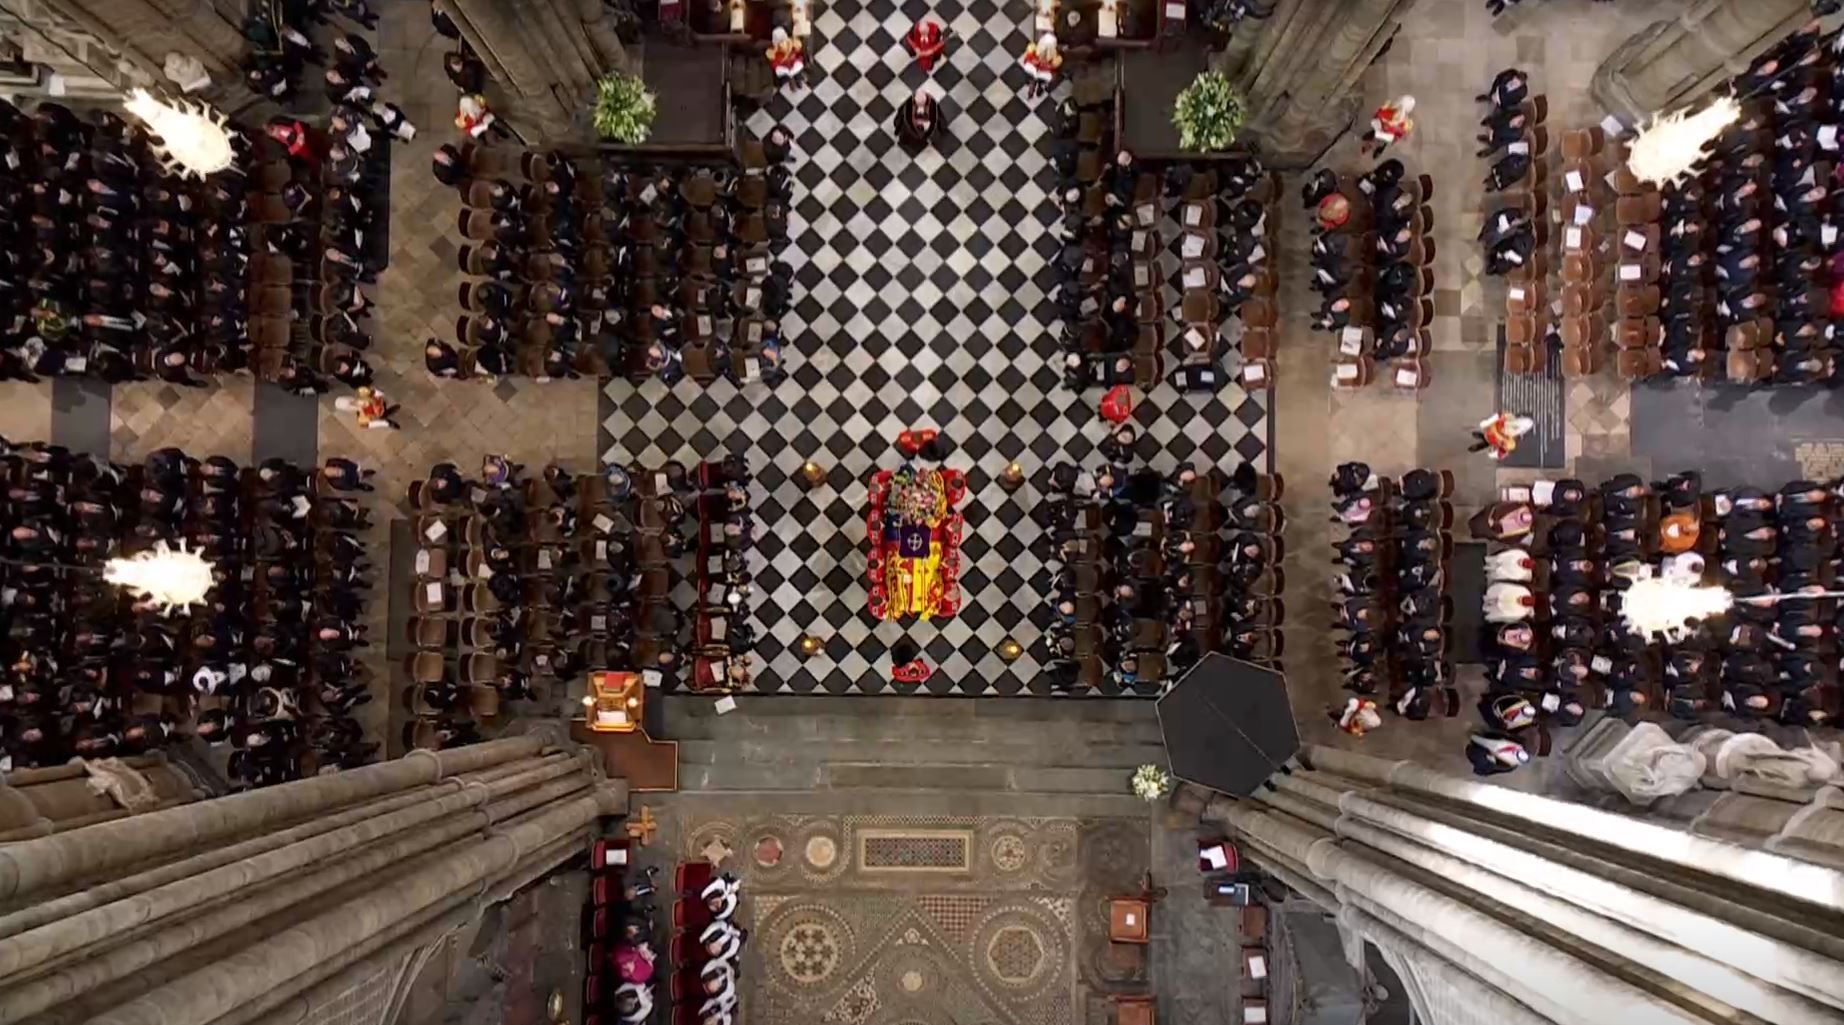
xmin=122 ymin=88 xmax=235 ymax=180
xmin=1624 ymin=95 xmax=1741 ymax=188
xmin=104 ymin=541 xmax=216 ymax=612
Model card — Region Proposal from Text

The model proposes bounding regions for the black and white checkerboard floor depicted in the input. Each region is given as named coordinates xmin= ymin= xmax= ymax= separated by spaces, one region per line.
xmin=599 ymin=0 xmax=1269 ymax=695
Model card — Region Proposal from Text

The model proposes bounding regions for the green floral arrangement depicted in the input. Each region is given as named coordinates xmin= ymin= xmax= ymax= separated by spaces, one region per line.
xmin=1172 ymin=71 xmax=1245 ymax=152
xmin=593 ymin=71 xmax=657 ymax=144
xmin=1130 ymin=764 xmax=1173 ymax=802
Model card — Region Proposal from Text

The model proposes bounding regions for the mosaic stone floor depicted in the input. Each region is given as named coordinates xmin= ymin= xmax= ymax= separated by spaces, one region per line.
xmin=600 ymin=0 xmax=1270 ymax=696
xmin=673 ymin=810 xmax=1153 ymax=1025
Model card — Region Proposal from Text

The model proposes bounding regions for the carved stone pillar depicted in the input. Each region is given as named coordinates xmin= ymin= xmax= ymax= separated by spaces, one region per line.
xmin=439 ymin=0 xmax=633 ymax=143
xmin=1215 ymin=0 xmax=1417 ymax=169
xmin=37 ymin=0 xmax=245 ymax=83
xmin=1591 ymin=0 xmax=1817 ymax=120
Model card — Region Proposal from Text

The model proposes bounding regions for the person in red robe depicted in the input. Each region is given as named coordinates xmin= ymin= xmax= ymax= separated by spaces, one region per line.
xmin=904 ymin=20 xmax=947 ymax=71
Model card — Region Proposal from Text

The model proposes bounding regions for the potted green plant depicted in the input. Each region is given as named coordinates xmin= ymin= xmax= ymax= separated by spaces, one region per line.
xmin=593 ymin=71 xmax=657 ymax=145
xmin=1172 ymin=71 xmax=1245 ymax=153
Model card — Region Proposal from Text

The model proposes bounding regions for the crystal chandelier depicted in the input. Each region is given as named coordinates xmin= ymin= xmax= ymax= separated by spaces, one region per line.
xmin=1624 ymin=95 xmax=1741 ymax=188
xmin=122 ymin=88 xmax=235 ymax=180
xmin=104 ymin=541 xmax=215 ymax=612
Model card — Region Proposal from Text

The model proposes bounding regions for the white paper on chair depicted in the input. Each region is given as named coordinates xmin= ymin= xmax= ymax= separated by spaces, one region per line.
xmin=1131 ymin=520 xmax=1153 ymax=539
xmin=591 ymin=615 xmax=607 ymax=631
xmin=593 ymin=513 xmax=615 ymax=533
xmin=745 ymin=286 xmax=763 ymax=308
xmin=1335 ymin=363 xmax=1359 ymax=381
xmin=1623 ymin=229 xmax=1647 ymax=251
xmin=746 ymin=321 xmax=763 ymax=343
xmin=1591 ymin=655 xmax=1613 ymax=674
xmin=1823 ymin=125 xmax=1840 ymax=150
xmin=1244 ymin=363 xmax=1267 ymax=383
xmin=1248 ymin=243 xmax=1266 ymax=263
xmin=1186 ymin=328 xmax=1209 ymax=350
xmin=1508 ymin=287 xmax=1526 ymax=303
xmin=535 ymin=654 xmax=550 ymax=669
xmin=1164 ymin=1 xmax=1184 ymax=15
xmin=538 ymin=549 xmax=553 ymax=570
xmin=1136 ymin=202 xmax=1157 ymax=226
xmin=1508 ymin=141 xmax=1530 ymax=156
xmin=478 ymin=563 xmax=493 ymax=578
xmin=714 ymin=695 xmax=738 ymax=714
xmin=1573 ymin=204 xmax=1594 ymax=226
xmin=415 ymin=550 xmax=431 ymax=575
xmin=1395 ymin=368 xmax=1418 ymax=387
xmin=596 ymin=540 xmax=608 ymax=561
xmin=1182 ymin=235 xmax=1206 ymax=258
xmin=654 ymin=472 xmax=669 ymax=492
xmin=424 ymin=583 xmax=443 ymax=604
xmin=1828 ymin=224 xmax=1840 ymax=247
xmin=425 ymin=520 xmax=448 ymax=542
xmin=642 ymin=669 xmax=662 ymax=688
xmin=609 ymin=847 xmax=629 ymax=865
xmin=1134 ymin=264 xmax=1150 ymax=287
xmin=470 ymin=487 xmax=489 ymax=504
xmin=1245 ymin=1007 xmax=1269 ymax=1024
xmin=1248 ymin=955 xmax=1268 ymax=979
xmin=745 ymin=256 xmax=767 ymax=275
xmin=66 ymin=356 xmax=87 ymax=372
xmin=1183 ymin=267 xmax=1207 ymax=289
xmin=1564 ymin=226 xmax=1582 ymax=250
xmin=1183 ymin=205 xmax=1202 ymax=226
xmin=1201 ymin=844 xmax=1229 ymax=869
xmin=1131 ymin=230 xmax=1149 ymax=251
xmin=1339 ymin=335 xmax=1363 ymax=356
xmin=1565 ymin=170 xmax=1584 ymax=193
xmin=1530 ymin=480 xmax=1555 ymax=505
xmin=1620 ymin=263 xmax=1643 ymax=281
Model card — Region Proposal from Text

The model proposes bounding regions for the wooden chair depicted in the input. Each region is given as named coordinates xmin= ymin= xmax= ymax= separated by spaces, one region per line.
xmin=1392 ymin=359 xmax=1430 ymax=393
xmin=1330 ymin=357 xmax=1373 ymax=390
xmin=1618 ymin=347 xmax=1664 ymax=380
xmin=405 ymin=651 xmax=446 ymax=684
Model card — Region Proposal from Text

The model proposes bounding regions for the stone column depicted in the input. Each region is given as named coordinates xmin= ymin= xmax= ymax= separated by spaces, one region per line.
xmin=439 ymin=0 xmax=634 ymax=142
xmin=35 ymin=0 xmax=247 ymax=83
xmin=0 ymin=738 xmax=621 ymax=1025
xmin=0 ymin=755 xmax=202 ymax=843
xmin=1591 ymin=0 xmax=1817 ymax=121
xmin=1215 ymin=0 xmax=1418 ymax=168
xmin=1202 ymin=744 xmax=1844 ymax=1025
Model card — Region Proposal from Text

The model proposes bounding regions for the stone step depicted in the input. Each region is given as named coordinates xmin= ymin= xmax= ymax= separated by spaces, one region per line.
xmin=662 ymin=697 xmax=1165 ymax=745
xmin=671 ymin=738 xmax=1167 ymax=769
xmin=676 ymin=759 xmax=1146 ymax=796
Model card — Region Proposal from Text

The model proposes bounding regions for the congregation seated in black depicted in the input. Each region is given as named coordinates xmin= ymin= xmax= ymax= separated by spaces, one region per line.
xmin=435 ymin=137 xmax=794 ymax=387
xmin=1042 ymin=447 xmax=1283 ymax=692
xmin=1050 ymin=86 xmax=1274 ymax=394
xmin=0 ymin=99 xmax=256 ymax=384
xmin=404 ymin=455 xmax=757 ymax=738
xmin=1651 ymin=19 xmax=1844 ymax=385
xmin=1306 ymin=158 xmax=1435 ymax=369
xmin=1469 ymin=469 xmax=1843 ymax=776
xmin=0 ymin=442 xmax=377 ymax=786
xmin=1328 ymin=462 xmax=1457 ymax=735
